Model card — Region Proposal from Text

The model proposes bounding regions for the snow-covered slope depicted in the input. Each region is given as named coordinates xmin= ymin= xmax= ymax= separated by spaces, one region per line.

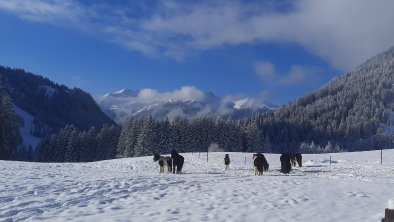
xmin=98 ymin=87 xmax=275 ymax=123
xmin=13 ymin=105 xmax=41 ymax=149
xmin=1 ymin=150 xmax=394 ymax=221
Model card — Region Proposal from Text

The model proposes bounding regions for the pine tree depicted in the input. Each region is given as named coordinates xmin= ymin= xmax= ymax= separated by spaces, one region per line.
xmin=96 ymin=124 xmax=109 ymax=160
xmin=96 ymin=124 xmax=120 ymax=160
xmin=26 ymin=145 xmax=34 ymax=161
xmin=134 ymin=118 xmax=156 ymax=157
xmin=65 ymin=128 xmax=79 ymax=162
xmin=54 ymin=125 xmax=74 ymax=162
xmin=117 ymin=118 xmax=140 ymax=158
xmin=157 ymin=119 xmax=171 ymax=155
xmin=36 ymin=137 xmax=51 ymax=162
xmin=85 ymin=127 xmax=97 ymax=162
xmin=0 ymin=81 xmax=20 ymax=160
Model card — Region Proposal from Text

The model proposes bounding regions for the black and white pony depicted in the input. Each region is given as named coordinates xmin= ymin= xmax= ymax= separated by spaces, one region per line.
xmin=224 ymin=154 xmax=230 ymax=170
xmin=280 ymin=153 xmax=292 ymax=174
xmin=290 ymin=153 xmax=302 ymax=167
xmin=253 ymin=153 xmax=269 ymax=176
xmin=153 ymin=153 xmax=172 ymax=173
xmin=171 ymin=150 xmax=184 ymax=174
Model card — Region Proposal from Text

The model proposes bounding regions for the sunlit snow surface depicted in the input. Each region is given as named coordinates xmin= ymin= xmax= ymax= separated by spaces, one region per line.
xmin=1 ymin=150 xmax=394 ymax=221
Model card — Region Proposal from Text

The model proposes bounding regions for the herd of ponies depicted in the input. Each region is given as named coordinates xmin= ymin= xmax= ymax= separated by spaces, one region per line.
xmin=153 ymin=150 xmax=303 ymax=175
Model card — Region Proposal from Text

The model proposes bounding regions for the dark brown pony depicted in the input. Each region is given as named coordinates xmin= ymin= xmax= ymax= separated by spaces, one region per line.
xmin=253 ymin=153 xmax=269 ymax=176
xmin=171 ymin=150 xmax=184 ymax=174
xmin=280 ymin=153 xmax=292 ymax=174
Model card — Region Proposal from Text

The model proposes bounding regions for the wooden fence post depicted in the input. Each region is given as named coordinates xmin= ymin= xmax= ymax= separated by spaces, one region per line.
xmin=381 ymin=149 xmax=383 ymax=165
xmin=244 ymin=157 xmax=246 ymax=166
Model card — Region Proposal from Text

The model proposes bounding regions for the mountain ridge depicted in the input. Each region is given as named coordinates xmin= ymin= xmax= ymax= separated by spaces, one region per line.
xmin=98 ymin=87 xmax=276 ymax=123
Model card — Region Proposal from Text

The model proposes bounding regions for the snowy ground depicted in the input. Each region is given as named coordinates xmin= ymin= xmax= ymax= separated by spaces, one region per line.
xmin=1 ymin=150 xmax=394 ymax=222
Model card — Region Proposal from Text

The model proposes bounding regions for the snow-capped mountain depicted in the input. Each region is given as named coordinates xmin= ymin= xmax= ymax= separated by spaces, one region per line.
xmin=233 ymin=97 xmax=275 ymax=110
xmin=98 ymin=86 xmax=275 ymax=123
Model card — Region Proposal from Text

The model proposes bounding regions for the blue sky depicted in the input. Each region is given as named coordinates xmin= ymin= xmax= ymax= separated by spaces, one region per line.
xmin=1 ymin=0 xmax=394 ymax=105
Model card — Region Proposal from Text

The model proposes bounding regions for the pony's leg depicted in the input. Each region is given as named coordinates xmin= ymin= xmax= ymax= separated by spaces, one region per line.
xmin=177 ymin=159 xmax=184 ymax=174
xmin=163 ymin=161 xmax=167 ymax=173
xmin=166 ymin=161 xmax=171 ymax=172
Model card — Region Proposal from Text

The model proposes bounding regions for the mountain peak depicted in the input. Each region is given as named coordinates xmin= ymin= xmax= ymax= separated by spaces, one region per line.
xmin=106 ymin=88 xmax=138 ymax=98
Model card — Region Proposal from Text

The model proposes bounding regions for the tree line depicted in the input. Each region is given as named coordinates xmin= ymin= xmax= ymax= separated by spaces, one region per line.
xmin=35 ymin=124 xmax=120 ymax=162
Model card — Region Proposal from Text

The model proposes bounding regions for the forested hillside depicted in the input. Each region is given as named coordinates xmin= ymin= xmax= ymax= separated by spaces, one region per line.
xmin=0 ymin=66 xmax=116 ymax=137
xmin=0 ymin=66 xmax=118 ymax=161
xmin=253 ymin=46 xmax=394 ymax=152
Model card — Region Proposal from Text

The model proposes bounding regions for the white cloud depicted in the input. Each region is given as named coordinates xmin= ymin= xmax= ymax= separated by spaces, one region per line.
xmin=254 ymin=62 xmax=276 ymax=79
xmin=1 ymin=0 xmax=394 ymax=70
xmin=171 ymin=86 xmax=206 ymax=102
xmin=137 ymin=0 xmax=394 ymax=69
xmin=255 ymin=61 xmax=321 ymax=86
xmin=138 ymin=88 xmax=158 ymax=101
xmin=279 ymin=65 xmax=321 ymax=85
xmin=0 ymin=0 xmax=85 ymax=25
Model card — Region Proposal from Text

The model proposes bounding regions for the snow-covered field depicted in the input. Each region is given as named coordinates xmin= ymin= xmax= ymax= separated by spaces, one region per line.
xmin=1 ymin=150 xmax=394 ymax=222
